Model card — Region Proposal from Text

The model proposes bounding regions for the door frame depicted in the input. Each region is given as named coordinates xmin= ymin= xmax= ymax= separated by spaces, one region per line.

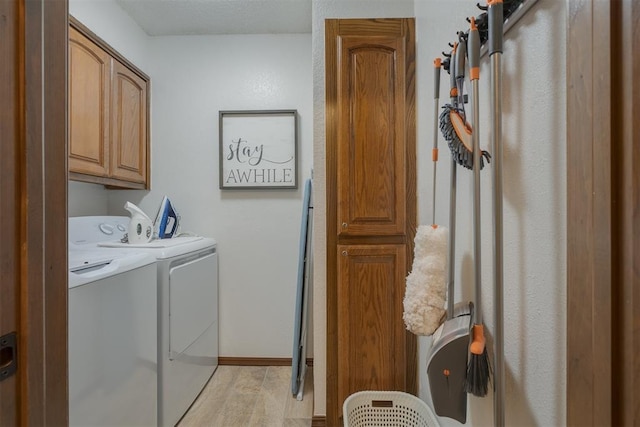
xmin=566 ymin=0 xmax=639 ymax=424
xmin=0 ymin=0 xmax=68 ymax=424
xmin=3 ymin=0 xmax=639 ymax=424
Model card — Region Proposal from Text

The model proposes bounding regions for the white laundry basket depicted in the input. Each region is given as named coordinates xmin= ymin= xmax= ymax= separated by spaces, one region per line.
xmin=343 ymin=391 xmax=440 ymax=427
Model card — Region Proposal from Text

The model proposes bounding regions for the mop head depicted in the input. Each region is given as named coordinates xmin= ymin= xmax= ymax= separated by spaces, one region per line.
xmin=439 ymin=104 xmax=491 ymax=170
xmin=403 ymin=225 xmax=449 ymax=336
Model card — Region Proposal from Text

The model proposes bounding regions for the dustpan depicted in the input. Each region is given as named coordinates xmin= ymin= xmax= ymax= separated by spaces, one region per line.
xmin=427 ymin=302 xmax=472 ymax=423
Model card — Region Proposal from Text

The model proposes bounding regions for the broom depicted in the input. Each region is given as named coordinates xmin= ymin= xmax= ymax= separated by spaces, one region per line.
xmin=465 ymin=17 xmax=491 ymax=397
xmin=402 ymin=57 xmax=448 ymax=336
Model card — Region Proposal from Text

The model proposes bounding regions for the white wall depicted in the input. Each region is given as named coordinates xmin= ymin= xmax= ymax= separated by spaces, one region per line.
xmin=106 ymin=33 xmax=313 ymax=358
xmin=69 ymin=0 xmax=151 ymax=70
xmin=69 ymin=0 xmax=314 ymax=358
xmin=311 ymin=0 xmax=416 ymax=417
xmin=414 ymin=1 xmax=566 ymax=426
xmin=312 ymin=0 xmax=566 ymax=423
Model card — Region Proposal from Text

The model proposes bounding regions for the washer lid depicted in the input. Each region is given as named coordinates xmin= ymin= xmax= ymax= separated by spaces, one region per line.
xmin=68 ymin=249 xmax=155 ymax=289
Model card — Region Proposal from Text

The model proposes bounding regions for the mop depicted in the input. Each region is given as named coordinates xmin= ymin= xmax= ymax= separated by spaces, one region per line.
xmin=402 ymin=56 xmax=448 ymax=337
xmin=465 ymin=16 xmax=491 ymax=398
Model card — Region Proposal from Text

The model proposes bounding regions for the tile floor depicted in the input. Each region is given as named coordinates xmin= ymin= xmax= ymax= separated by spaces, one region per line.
xmin=178 ymin=365 xmax=313 ymax=427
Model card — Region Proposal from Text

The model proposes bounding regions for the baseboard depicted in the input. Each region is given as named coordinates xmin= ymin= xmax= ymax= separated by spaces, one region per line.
xmin=219 ymin=357 xmax=314 ymax=367
xmin=311 ymin=415 xmax=326 ymax=427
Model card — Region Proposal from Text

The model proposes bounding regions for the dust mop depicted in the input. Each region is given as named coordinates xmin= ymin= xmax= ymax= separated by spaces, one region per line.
xmin=402 ymin=57 xmax=448 ymax=337
xmin=427 ymin=41 xmax=473 ymax=424
xmin=439 ymin=32 xmax=491 ymax=171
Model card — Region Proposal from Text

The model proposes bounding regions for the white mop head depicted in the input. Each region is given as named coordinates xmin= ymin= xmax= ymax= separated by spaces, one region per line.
xmin=403 ymin=224 xmax=449 ymax=336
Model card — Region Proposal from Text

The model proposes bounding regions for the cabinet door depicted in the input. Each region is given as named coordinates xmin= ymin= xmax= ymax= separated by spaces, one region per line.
xmin=337 ymin=244 xmax=408 ymax=409
xmin=336 ymin=35 xmax=408 ymax=237
xmin=68 ymin=26 xmax=110 ymax=177
xmin=110 ymin=59 xmax=148 ymax=184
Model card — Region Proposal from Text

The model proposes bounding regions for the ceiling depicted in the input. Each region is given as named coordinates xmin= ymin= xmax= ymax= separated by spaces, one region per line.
xmin=115 ymin=0 xmax=312 ymax=36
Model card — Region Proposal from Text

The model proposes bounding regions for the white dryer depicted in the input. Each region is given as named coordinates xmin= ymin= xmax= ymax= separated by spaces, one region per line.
xmin=68 ymin=246 xmax=157 ymax=426
xmin=69 ymin=216 xmax=219 ymax=427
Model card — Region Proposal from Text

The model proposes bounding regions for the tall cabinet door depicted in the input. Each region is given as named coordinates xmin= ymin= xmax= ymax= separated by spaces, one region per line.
xmin=337 ymin=35 xmax=407 ymax=237
xmin=326 ymin=18 xmax=416 ymax=425
xmin=110 ymin=59 xmax=148 ymax=184
xmin=68 ymin=26 xmax=111 ymax=177
xmin=337 ymin=245 xmax=408 ymax=402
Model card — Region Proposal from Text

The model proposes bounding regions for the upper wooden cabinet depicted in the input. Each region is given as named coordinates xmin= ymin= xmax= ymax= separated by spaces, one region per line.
xmin=68 ymin=17 xmax=150 ymax=189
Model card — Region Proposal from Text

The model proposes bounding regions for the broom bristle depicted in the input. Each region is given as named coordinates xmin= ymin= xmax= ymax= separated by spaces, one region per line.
xmin=465 ymin=347 xmax=491 ymax=397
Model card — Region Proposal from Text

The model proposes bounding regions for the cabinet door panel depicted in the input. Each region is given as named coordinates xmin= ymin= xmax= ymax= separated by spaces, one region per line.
xmin=68 ymin=27 xmax=110 ymax=177
xmin=337 ymin=36 xmax=406 ymax=236
xmin=111 ymin=60 xmax=147 ymax=184
xmin=337 ymin=244 xmax=407 ymax=410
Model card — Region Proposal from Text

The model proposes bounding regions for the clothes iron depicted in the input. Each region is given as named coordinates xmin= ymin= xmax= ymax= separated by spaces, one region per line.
xmin=154 ymin=196 xmax=180 ymax=239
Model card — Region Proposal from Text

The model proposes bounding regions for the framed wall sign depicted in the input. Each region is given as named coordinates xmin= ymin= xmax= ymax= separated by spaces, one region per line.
xmin=219 ymin=110 xmax=298 ymax=189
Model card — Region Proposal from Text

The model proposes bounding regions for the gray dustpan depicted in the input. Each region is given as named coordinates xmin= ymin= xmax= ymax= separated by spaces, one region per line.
xmin=427 ymin=302 xmax=472 ymax=423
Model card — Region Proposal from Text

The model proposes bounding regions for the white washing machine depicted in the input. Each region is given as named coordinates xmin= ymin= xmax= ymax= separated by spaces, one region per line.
xmin=70 ymin=216 xmax=219 ymax=427
xmin=68 ymin=246 xmax=157 ymax=426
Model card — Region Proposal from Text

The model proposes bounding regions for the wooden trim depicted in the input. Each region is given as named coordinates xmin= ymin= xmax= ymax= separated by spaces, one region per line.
xmin=325 ymin=18 xmax=339 ymax=427
xmin=561 ymin=0 xmax=640 ymax=425
xmin=403 ymin=17 xmax=418 ymax=397
xmin=22 ymin=2 xmax=47 ymax=421
xmin=311 ymin=416 xmax=326 ymax=427
xmin=42 ymin=1 xmax=69 ymax=424
xmin=611 ymin=0 xmax=640 ymax=424
xmin=13 ymin=1 xmax=69 ymax=424
xmin=0 ymin=0 xmax=21 ymax=424
xmin=218 ymin=357 xmax=314 ymax=367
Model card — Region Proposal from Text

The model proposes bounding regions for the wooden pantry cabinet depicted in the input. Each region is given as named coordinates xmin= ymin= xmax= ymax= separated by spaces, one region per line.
xmin=69 ymin=17 xmax=150 ymax=189
xmin=325 ymin=18 xmax=417 ymax=425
